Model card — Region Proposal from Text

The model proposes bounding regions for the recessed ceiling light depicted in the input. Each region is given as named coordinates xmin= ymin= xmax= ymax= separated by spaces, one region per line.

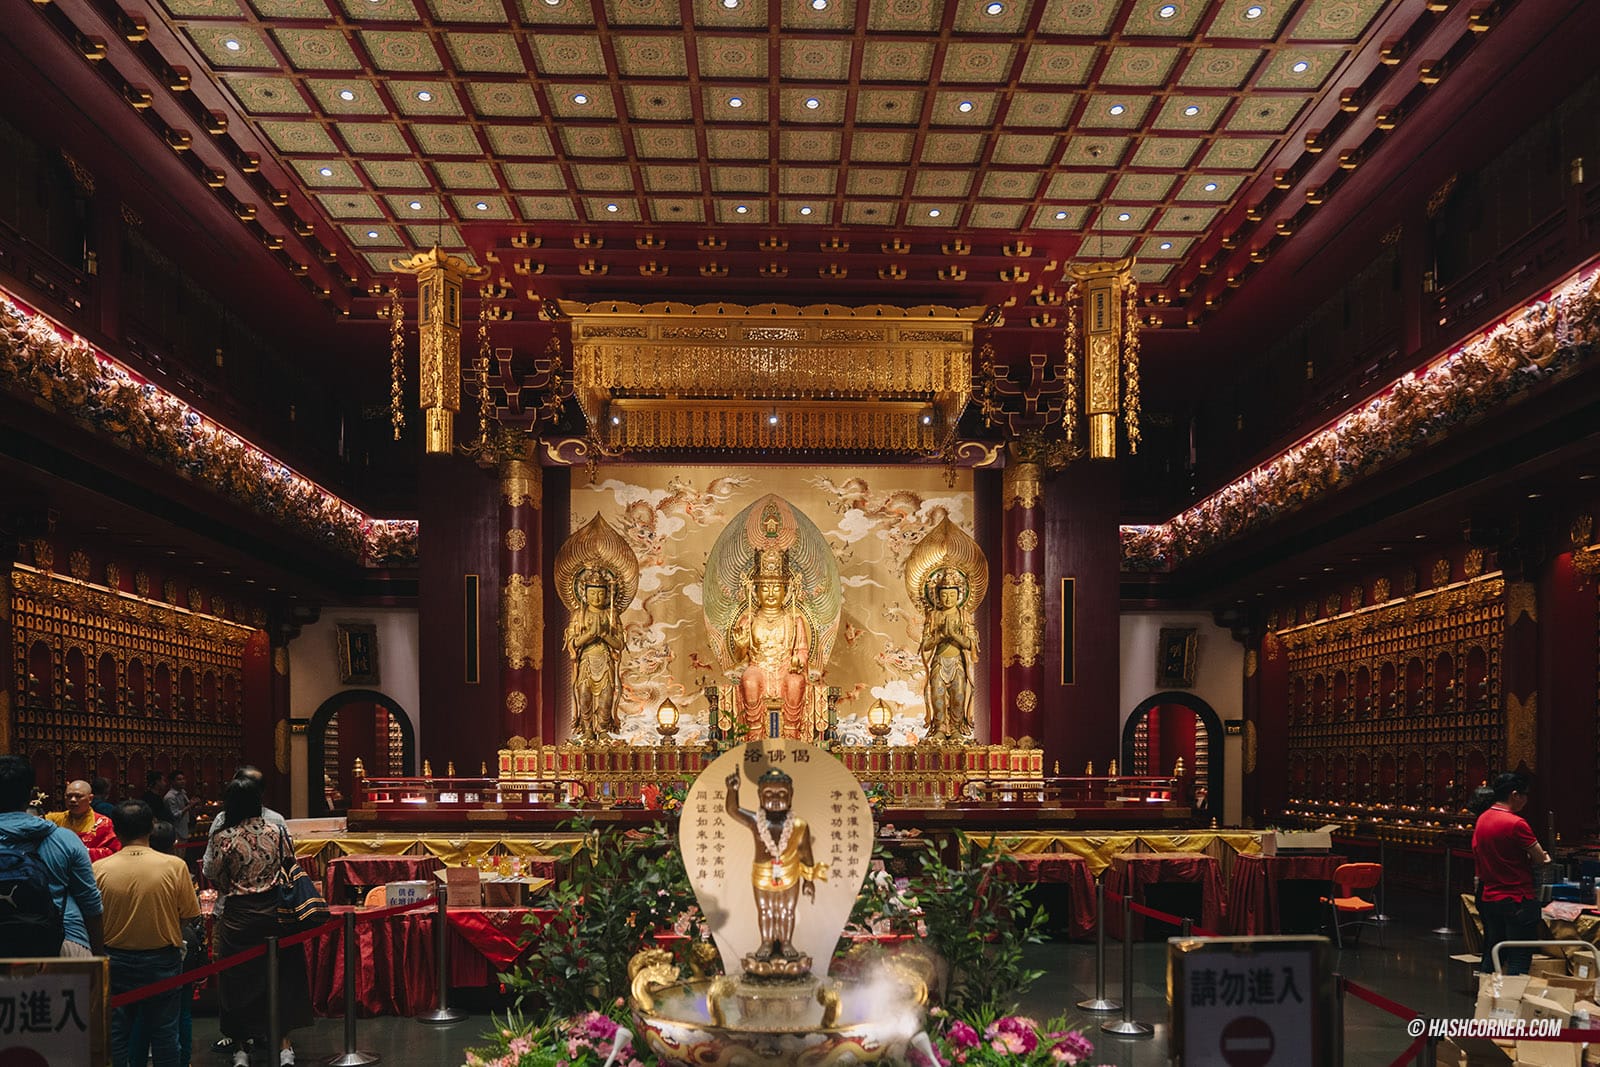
xmin=1109 ymin=104 xmax=1126 ymax=115
xmin=416 ymin=90 xmax=434 ymax=101
xmin=984 ymin=1 xmax=1004 ymax=13
xmin=1184 ymin=104 xmax=1200 ymax=116
xmin=723 ymin=0 xmax=739 ymax=7
xmin=921 ymin=414 xmax=933 ymax=425
xmin=1054 ymin=211 xmax=1068 ymax=220
xmin=1292 ymin=60 xmax=1310 ymax=73
xmin=1244 ymin=4 xmax=1263 ymax=17
xmin=811 ymin=0 xmax=827 ymax=8
xmin=610 ymin=415 xmax=620 ymax=425
xmin=1527 ymin=492 xmax=1542 ymax=499
xmin=408 ymin=200 xmax=423 ymax=210
xmin=223 ymin=39 xmax=242 ymax=51
xmin=1117 ymin=211 xmax=1131 ymax=221
xmin=474 ymin=201 xmax=489 ymax=211
xmin=338 ymin=89 xmax=356 ymax=101
xmin=1203 ymin=181 xmax=1218 ymax=191
xmin=735 ymin=204 xmax=748 ymax=214
xmin=799 ymin=206 xmax=813 ymax=215
xmin=366 ymin=230 xmax=379 ymax=238
xmin=768 ymin=414 xmax=779 ymax=425
xmin=1157 ymin=3 xmax=1177 ymax=17
xmin=573 ymin=93 xmax=589 ymax=104
xmin=1159 ymin=241 xmax=1173 ymax=249
xmin=928 ymin=208 xmax=941 ymax=217
xmin=728 ymin=96 xmax=744 ymax=108
xmin=318 ymin=166 xmax=334 ymax=177
xmin=805 ymin=97 xmax=820 ymax=109
xmin=605 ymin=203 xmax=619 ymax=212
xmin=958 ymin=100 xmax=974 ymax=113
xmin=543 ymin=0 xmax=561 ymax=6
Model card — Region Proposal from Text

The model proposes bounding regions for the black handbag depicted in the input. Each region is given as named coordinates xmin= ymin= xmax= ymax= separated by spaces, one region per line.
xmin=274 ymin=829 xmax=330 ymax=931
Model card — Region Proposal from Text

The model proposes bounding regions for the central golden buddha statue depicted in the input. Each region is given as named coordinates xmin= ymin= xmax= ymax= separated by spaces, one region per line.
xmin=704 ymin=495 xmax=841 ymax=740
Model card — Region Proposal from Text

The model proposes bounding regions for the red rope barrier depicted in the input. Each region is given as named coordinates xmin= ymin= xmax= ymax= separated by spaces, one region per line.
xmin=1389 ymin=1033 xmax=1426 ymax=1067
xmin=1342 ymin=977 xmax=1420 ymax=1021
xmin=108 ymin=896 xmax=438 ymax=1008
xmin=1101 ymin=887 xmax=1221 ymax=937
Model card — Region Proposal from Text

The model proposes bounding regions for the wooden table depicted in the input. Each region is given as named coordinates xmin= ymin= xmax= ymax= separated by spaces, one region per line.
xmin=1105 ymin=851 xmax=1224 ymax=939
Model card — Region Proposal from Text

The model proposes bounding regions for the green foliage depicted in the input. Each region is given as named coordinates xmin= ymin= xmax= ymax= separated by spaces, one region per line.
xmin=913 ymin=834 xmax=1047 ymax=1019
xmin=504 ymin=819 xmax=693 ymax=1019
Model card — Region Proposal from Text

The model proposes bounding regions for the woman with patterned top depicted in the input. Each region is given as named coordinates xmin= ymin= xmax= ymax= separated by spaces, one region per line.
xmin=202 ymin=776 xmax=312 ymax=1067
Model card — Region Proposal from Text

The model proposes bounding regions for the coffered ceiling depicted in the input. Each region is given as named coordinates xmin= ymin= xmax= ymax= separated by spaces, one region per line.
xmin=8 ymin=0 xmax=1579 ymax=333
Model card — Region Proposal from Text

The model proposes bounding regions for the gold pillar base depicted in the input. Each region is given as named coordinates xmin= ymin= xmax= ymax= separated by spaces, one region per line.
xmin=1088 ymin=413 xmax=1116 ymax=460
xmin=424 ymin=408 xmax=455 ymax=454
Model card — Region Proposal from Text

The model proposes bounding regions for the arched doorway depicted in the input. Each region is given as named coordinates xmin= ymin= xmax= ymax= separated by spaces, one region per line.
xmin=306 ymin=691 xmax=416 ymax=817
xmin=1121 ymin=691 xmax=1226 ymax=824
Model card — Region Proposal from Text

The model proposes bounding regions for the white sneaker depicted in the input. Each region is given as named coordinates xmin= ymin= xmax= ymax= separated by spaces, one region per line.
xmin=231 ymin=1051 xmax=248 ymax=1067
xmin=279 ymin=1046 xmax=295 ymax=1066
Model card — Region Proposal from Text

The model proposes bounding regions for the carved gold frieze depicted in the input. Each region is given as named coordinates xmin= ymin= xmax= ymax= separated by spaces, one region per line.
xmin=1506 ymin=692 xmax=1536 ymax=770
xmin=554 ymin=301 xmax=981 ymax=453
xmin=1001 ymin=572 xmax=1043 ymax=668
xmin=498 ymin=431 xmax=542 ymax=508
xmin=10 ymin=564 xmax=255 ymax=649
xmin=501 ymin=574 xmax=545 ymax=671
xmin=1002 ymin=461 xmax=1041 ymax=510
xmin=1506 ymin=582 xmax=1536 ymax=625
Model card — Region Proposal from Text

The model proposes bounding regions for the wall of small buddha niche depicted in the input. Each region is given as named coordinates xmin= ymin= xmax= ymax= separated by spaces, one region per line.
xmin=1251 ymin=542 xmax=1530 ymax=828
xmin=8 ymin=536 xmax=270 ymax=807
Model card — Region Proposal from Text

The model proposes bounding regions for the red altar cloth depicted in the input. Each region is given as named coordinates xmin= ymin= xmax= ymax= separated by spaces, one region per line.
xmin=1225 ymin=853 xmax=1345 ymax=935
xmin=304 ymin=906 xmax=551 ymax=1016
xmin=323 ymin=854 xmax=445 ymax=904
xmin=1002 ymin=852 xmax=1096 ymax=939
xmin=1105 ymin=851 xmax=1223 ymax=939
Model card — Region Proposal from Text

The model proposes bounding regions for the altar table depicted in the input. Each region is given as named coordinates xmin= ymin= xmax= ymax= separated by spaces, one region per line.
xmin=292 ymin=833 xmax=587 ymax=887
xmin=1000 ymin=852 xmax=1096 ymax=939
xmin=1225 ymin=853 xmax=1345 ymax=935
xmin=1105 ymin=851 xmax=1224 ymax=940
xmin=303 ymin=905 xmax=552 ymax=1016
xmin=323 ymin=854 xmax=444 ymax=904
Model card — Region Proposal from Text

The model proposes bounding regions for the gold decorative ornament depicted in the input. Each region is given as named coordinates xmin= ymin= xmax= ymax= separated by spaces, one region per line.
xmin=189 ymin=588 xmax=205 ymax=613
xmin=1349 ymin=585 xmax=1363 ymax=609
xmin=506 ymin=691 xmax=527 ymax=715
xmin=273 ymin=647 xmax=289 ymax=676
xmin=1245 ymin=650 xmax=1258 ymax=678
xmin=905 ymin=518 xmax=989 ymax=740
xmin=1464 ymin=547 xmax=1484 ymax=579
xmin=1243 ymin=721 xmax=1257 ymax=774
xmin=1003 ymin=461 xmax=1042 ymax=510
xmin=390 ymin=247 xmax=491 ymax=454
xmin=501 ymin=574 xmax=545 ymax=671
xmin=134 ymin=570 xmax=150 ymax=597
xmin=1015 ymin=689 xmax=1038 ymax=714
xmin=504 ymin=528 xmax=528 ymax=552
xmin=553 ymin=301 xmax=980 ymax=454
xmin=1506 ymin=582 xmax=1537 ymax=625
xmin=1064 ymin=259 xmax=1140 ymax=459
xmin=1505 ymin=692 xmax=1536 ymax=770
xmin=387 ymin=287 xmax=405 ymax=440
xmin=1373 ymin=577 xmax=1391 ymax=602
xmin=1000 ymin=572 xmax=1043 ymax=668
xmin=163 ymin=579 xmax=179 ymax=604
xmin=554 ymin=515 xmax=639 ymax=740
xmin=31 ymin=540 xmax=52 ymax=569
xmin=1016 ymin=529 xmax=1039 ymax=553
xmin=67 ymin=551 xmax=90 ymax=581
xmin=499 ymin=432 xmax=542 ymax=508
xmin=274 ymin=719 xmax=290 ymax=774
xmin=1432 ymin=558 xmax=1451 ymax=585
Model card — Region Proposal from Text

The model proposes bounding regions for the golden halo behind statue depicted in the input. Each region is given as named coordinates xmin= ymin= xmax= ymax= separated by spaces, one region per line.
xmin=903 ymin=517 xmax=988 ymax=611
xmin=554 ymin=514 xmax=640 ymax=612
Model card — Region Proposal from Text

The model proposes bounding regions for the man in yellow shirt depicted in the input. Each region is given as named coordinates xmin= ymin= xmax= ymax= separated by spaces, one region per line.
xmin=95 ymin=799 xmax=200 ymax=1067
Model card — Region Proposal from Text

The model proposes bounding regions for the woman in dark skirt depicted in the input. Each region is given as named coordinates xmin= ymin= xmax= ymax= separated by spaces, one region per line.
xmin=202 ymin=776 xmax=312 ymax=1067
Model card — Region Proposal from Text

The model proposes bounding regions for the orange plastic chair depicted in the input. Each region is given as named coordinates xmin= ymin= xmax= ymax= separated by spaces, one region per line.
xmin=1323 ymin=862 xmax=1383 ymax=947
xmin=362 ymin=885 xmax=386 ymax=908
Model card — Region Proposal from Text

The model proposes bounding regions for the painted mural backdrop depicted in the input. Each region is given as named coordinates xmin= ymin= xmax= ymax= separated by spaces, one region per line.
xmin=565 ymin=466 xmax=976 ymax=745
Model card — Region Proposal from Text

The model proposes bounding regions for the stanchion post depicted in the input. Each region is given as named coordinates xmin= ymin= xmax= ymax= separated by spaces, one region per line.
xmin=1100 ymin=893 xmax=1153 ymax=1038
xmin=330 ymin=909 xmax=380 ymax=1066
xmin=418 ymin=890 xmax=466 ymax=1024
xmin=1422 ymin=1026 xmax=1439 ymax=1066
xmin=1077 ymin=877 xmax=1120 ymax=1013
xmin=1432 ymin=848 xmax=1458 ymax=937
xmin=266 ymin=936 xmax=282 ymax=1064
xmin=1373 ymin=840 xmax=1392 ymax=924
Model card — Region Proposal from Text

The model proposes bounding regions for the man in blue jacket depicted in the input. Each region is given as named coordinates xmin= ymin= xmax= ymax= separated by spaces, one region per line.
xmin=0 ymin=754 xmax=104 ymax=956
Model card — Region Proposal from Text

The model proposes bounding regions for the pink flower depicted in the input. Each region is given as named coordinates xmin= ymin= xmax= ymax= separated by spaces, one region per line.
xmin=1050 ymin=1032 xmax=1095 ymax=1063
xmin=507 ymin=1035 xmax=532 ymax=1057
xmin=947 ymin=1020 xmax=980 ymax=1049
xmin=990 ymin=1030 xmax=1033 ymax=1055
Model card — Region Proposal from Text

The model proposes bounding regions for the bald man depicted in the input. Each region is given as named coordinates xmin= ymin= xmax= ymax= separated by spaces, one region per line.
xmin=49 ymin=779 xmax=121 ymax=861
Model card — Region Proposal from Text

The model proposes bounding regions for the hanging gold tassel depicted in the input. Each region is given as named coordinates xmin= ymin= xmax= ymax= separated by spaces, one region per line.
xmin=388 ymin=287 xmax=405 ymax=441
xmin=475 ymin=299 xmax=493 ymax=452
xmin=1122 ymin=280 xmax=1141 ymax=455
xmin=1061 ymin=281 xmax=1080 ymax=447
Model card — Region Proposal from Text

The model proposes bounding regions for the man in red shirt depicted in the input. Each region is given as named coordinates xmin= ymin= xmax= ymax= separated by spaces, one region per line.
xmin=48 ymin=779 xmax=121 ymax=861
xmin=1472 ymin=772 xmax=1549 ymax=974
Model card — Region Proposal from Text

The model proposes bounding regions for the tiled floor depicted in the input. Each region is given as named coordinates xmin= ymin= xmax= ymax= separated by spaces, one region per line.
xmin=188 ymin=922 xmax=1467 ymax=1065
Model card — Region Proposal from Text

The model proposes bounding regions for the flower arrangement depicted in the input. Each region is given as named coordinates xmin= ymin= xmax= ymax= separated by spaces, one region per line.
xmin=465 ymin=1004 xmax=643 ymax=1067
xmin=913 ymin=1013 xmax=1100 ymax=1067
xmin=861 ymin=781 xmax=892 ymax=816
xmin=851 ymin=862 xmax=925 ymax=937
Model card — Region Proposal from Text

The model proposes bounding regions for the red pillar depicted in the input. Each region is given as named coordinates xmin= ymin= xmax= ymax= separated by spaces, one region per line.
xmin=498 ymin=433 xmax=543 ymax=746
xmin=1538 ymin=555 xmax=1593 ymax=842
xmin=1001 ymin=459 xmax=1043 ymax=743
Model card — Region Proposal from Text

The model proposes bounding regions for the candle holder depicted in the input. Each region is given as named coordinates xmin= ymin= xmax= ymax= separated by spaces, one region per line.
xmin=656 ymin=698 xmax=680 ymax=745
xmin=867 ymin=699 xmax=892 ymax=745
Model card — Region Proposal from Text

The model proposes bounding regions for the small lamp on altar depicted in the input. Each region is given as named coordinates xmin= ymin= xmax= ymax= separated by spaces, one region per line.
xmin=867 ymin=699 xmax=892 ymax=745
xmin=656 ymin=698 xmax=680 ymax=745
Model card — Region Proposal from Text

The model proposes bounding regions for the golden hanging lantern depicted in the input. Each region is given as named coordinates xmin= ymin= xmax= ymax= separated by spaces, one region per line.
xmin=390 ymin=246 xmax=490 ymax=454
xmin=1064 ymin=258 xmax=1141 ymax=460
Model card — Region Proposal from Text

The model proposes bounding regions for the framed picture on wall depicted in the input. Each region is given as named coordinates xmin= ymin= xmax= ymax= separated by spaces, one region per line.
xmin=336 ymin=622 xmax=379 ymax=685
xmin=1156 ymin=627 xmax=1198 ymax=689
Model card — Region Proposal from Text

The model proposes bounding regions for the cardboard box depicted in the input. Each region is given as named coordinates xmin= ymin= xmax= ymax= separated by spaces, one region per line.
xmin=1531 ymin=959 xmax=1571 ymax=980
xmin=432 ymin=866 xmax=482 ymax=907
xmin=1515 ymin=1042 xmax=1580 ymax=1067
xmin=1260 ymin=827 xmax=1336 ymax=855
xmin=1477 ymin=975 xmax=1533 ymax=1020
xmin=1545 ymin=974 xmax=1600 ymax=1000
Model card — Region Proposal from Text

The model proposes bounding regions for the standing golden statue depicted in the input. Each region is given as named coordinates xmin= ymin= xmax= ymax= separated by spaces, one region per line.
xmin=724 ymin=767 xmax=827 ymax=974
xmin=904 ymin=518 xmax=988 ymax=740
xmin=554 ymin=515 xmax=639 ymax=741
xmin=704 ymin=495 xmax=841 ymax=739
